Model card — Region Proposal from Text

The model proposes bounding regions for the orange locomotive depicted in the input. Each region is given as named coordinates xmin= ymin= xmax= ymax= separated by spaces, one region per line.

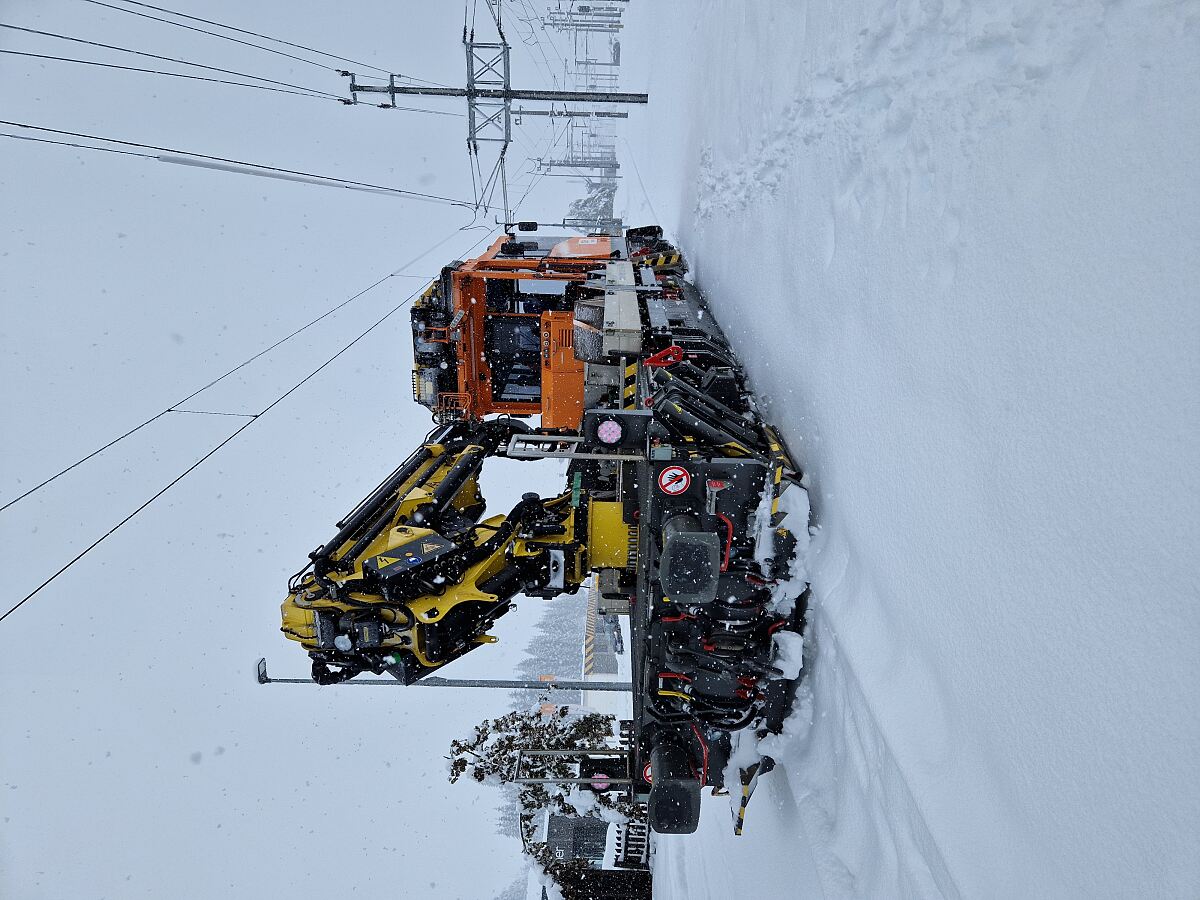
xmin=410 ymin=225 xmax=682 ymax=430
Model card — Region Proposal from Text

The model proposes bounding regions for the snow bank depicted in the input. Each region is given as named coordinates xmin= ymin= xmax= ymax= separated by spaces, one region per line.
xmin=626 ymin=0 xmax=1200 ymax=897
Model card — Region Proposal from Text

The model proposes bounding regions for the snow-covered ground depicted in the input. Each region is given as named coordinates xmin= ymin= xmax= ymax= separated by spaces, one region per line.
xmin=621 ymin=1 xmax=1199 ymax=897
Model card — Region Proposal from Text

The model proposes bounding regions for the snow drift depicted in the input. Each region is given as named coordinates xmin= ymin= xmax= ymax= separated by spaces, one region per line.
xmin=622 ymin=0 xmax=1200 ymax=896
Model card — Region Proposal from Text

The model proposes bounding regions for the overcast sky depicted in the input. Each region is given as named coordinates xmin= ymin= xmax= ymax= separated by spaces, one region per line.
xmin=0 ymin=2 xmax=634 ymax=897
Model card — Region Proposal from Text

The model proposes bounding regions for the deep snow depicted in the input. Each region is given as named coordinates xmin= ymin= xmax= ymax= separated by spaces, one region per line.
xmin=621 ymin=1 xmax=1199 ymax=897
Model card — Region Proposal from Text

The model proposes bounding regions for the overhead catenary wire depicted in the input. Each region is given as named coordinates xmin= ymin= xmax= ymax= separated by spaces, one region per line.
xmin=106 ymin=0 xmax=447 ymax=85
xmin=0 ymin=49 xmax=338 ymax=101
xmin=168 ymin=409 xmax=257 ymax=418
xmin=79 ymin=0 xmax=359 ymax=74
xmin=369 ymin=100 xmax=464 ymax=118
xmin=0 ymin=49 xmax=461 ymax=114
xmin=0 ymin=230 xmax=494 ymax=624
xmin=0 ymin=130 xmax=155 ymax=158
xmin=532 ymin=5 xmax=573 ymax=76
xmin=0 ymin=23 xmax=346 ymax=99
xmin=510 ymin=157 xmax=550 ymax=216
xmin=0 ymin=421 xmax=261 ymax=626
xmin=493 ymin=117 xmax=564 ymax=223
xmin=514 ymin=0 xmax=563 ymax=88
xmin=622 ymin=136 xmax=661 ymax=224
xmin=0 ymin=227 xmax=471 ymax=515
xmin=0 ymin=121 xmax=492 ymax=209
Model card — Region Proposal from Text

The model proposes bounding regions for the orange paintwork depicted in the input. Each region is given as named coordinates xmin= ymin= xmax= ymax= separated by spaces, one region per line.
xmin=540 ymin=311 xmax=586 ymax=430
xmin=548 ymin=236 xmax=613 ymax=259
xmin=436 ymin=232 xmax=618 ymax=429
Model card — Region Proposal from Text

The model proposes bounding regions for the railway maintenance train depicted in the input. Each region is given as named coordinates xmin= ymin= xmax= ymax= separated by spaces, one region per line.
xmin=278 ymin=223 xmax=809 ymax=834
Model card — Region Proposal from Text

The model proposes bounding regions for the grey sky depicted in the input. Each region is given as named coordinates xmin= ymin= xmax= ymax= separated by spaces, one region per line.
xmin=0 ymin=2 xmax=603 ymax=897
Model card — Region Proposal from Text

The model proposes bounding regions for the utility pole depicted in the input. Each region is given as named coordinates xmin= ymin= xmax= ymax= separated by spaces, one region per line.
xmin=341 ymin=1 xmax=645 ymax=224
xmin=545 ymin=11 xmax=623 ymax=34
xmin=256 ymin=659 xmax=631 ymax=692
xmin=536 ymin=119 xmax=619 ymax=174
xmin=540 ymin=157 xmax=619 ymax=171
xmin=347 ymin=82 xmax=646 ymax=105
xmin=513 ymin=106 xmax=628 ymax=119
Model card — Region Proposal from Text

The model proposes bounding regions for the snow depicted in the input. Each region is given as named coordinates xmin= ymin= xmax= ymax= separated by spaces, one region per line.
xmin=750 ymin=480 xmax=777 ymax=568
xmin=622 ymin=0 xmax=1200 ymax=897
xmin=768 ymin=486 xmax=811 ymax=615
xmin=2 ymin=1 xmax=1196 ymax=897
xmin=770 ymin=631 xmax=804 ymax=681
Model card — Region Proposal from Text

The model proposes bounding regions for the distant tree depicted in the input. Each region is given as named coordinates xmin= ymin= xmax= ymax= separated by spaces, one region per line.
xmin=494 ymin=786 xmax=522 ymax=838
xmin=511 ymin=591 xmax=588 ymax=708
xmin=567 ymin=180 xmax=617 ymax=221
xmin=449 ymin=705 xmax=636 ymax=827
xmin=448 ymin=704 xmax=640 ymax=894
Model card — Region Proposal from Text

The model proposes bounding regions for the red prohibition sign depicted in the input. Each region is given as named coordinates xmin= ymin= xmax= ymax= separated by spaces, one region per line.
xmin=642 ymin=762 xmax=654 ymax=784
xmin=657 ymin=465 xmax=691 ymax=495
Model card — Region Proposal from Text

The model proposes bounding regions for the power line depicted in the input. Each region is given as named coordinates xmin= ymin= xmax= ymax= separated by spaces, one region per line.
xmin=168 ymin=409 xmax=257 ymax=418
xmin=512 ymin=6 xmax=558 ymax=88
xmin=511 ymin=161 xmax=548 ymax=215
xmin=0 ymin=229 xmax=471 ymax=514
xmin=108 ymin=0 xmax=445 ymax=84
xmin=80 ymin=0 xmax=351 ymax=73
xmin=0 ymin=410 xmax=170 ymax=514
xmin=0 ymin=49 xmax=460 ymax=114
xmin=0 ymin=49 xmax=337 ymax=101
xmin=0 ymin=121 xmax=490 ymax=208
xmin=371 ymin=102 xmax=464 ymax=118
xmin=515 ymin=0 xmax=564 ymax=88
xmin=0 ymin=130 xmax=154 ymax=158
xmin=0 ymin=230 xmax=494 ymax=624
xmin=495 ymin=119 xmax=565 ymax=222
xmin=0 ymin=23 xmax=345 ymax=99
xmin=622 ymin=136 xmax=660 ymax=223
xmin=0 ymin=420 xmax=258 ymax=625
xmin=532 ymin=5 xmax=573 ymax=74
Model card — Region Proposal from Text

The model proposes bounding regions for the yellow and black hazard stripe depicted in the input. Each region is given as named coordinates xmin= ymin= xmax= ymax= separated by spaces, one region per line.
xmin=583 ymin=580 xmax=599 ymax=676
xmin=734 ymin=785 xmax=753 ymax=834
xmin=637 ymin=252 xmax=684 ymax=270
xmin=764 ymin=427 xmax=787 ymax=526
xmin=622 ymin=358 xmax=638 ymax=409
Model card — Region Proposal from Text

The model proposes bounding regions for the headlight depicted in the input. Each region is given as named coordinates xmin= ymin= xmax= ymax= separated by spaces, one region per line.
xmin=597 ymin=418 xmax=623 ymax=444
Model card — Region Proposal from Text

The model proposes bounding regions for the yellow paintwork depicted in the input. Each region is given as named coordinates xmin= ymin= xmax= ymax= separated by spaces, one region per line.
xmin=280 ymin=428 xmax=636 ymax=679
xmin=587 ymin=500 xmax=633 ymax=570
xmin=281 ymin=437 xmax=592 ymax=675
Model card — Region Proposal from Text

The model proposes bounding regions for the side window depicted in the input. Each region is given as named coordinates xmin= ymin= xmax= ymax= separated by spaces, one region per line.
xmin=484 ymin=278 xmax=515 ymax=312
xmin=485 ymin=317 xmax=542 ymax=403
xmin=515 ymin=278 xmax=568 ymax=315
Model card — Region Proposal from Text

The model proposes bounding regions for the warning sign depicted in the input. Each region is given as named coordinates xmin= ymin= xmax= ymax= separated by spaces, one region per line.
xmin=367 ymin=533 xmax=454 ymax=577
xmin=657 ymin=465 xmax=691 ymax=495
